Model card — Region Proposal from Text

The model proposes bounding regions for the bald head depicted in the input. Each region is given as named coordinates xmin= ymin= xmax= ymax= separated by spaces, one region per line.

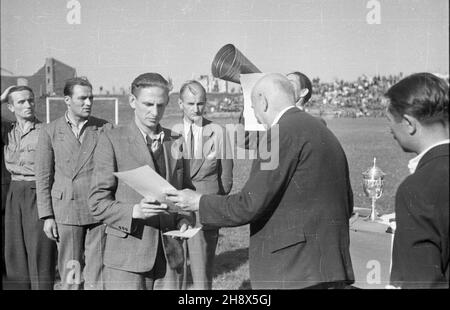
xmin=250 ymin=73 xmax=295 ymax=125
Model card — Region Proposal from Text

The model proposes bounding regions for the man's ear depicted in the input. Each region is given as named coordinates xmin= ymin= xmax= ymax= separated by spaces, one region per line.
xmin=129 ymin=94 xmax=136 ymax=109
xmin=7 ymin=102 xmax=14 ymax=113
xmin=178 ymin=98 xmax=184 ymax=111
xmin=262 ymin=95 xmax=269 ymax=112
xmin=402 ymin=114 xmax=417 ymax=135
xmin=64 ymin=95 xmax=71 ymax=108
xmin=299 ymin=88 xmax=309 ymax=98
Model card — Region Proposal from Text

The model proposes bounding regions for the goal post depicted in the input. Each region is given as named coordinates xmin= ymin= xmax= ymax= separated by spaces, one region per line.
xmin=45 ymin=96 xmax=119 ymax=125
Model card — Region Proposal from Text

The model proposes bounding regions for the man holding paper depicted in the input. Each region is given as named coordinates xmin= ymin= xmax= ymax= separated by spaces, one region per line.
xmin=166 ymin=73 xmax=355 ymax=289
xmin=88 ymin=73 xmax=192 ymax=290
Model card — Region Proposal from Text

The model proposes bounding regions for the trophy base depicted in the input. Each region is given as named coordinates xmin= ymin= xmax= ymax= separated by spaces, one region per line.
xmin=363 ymin=213 xmax=383 ymax=222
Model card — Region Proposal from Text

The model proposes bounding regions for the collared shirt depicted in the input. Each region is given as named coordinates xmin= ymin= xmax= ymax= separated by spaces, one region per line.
xmin=4 ymin=119 xmax=42 ymax=181
xmin=183 ymin=117 xmax=203 ymax=159
xmin=136 ymin=123 xmax=165 ymax=153
xmin=408 ymin=139 xmax=450 ymax=174
xmin=65 ymin=111 xmax=89 ymax=143
xmin=271 ymin=105 xmax=297 ymax=127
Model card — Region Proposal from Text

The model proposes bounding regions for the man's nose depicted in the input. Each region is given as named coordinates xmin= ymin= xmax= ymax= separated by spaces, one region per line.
xmin=150 ymin=105 xmax=158 ymax=115
xmin=84 ymin=98 xmax=92 ymax=106
xmin=23 ymin=100 xmax=32 ymax=108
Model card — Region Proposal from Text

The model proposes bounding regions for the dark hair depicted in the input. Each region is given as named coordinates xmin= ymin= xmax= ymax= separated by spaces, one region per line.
xmin=288 ymin=71 xmax=312 ymax=103
xmin=131 ymin=73 xmax=172 ymax=96
xmin=385 ymin=72 xmax=449 ymax=125
xmin=179 ymin=80 xmax=206 ymax=100
xmin=7 ymin=85 xmax=34 ymax=104
xmin=63 ymin=77 xmax=93 ymax=97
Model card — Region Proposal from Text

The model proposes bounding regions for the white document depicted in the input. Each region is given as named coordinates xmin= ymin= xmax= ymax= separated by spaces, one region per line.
xmin=240 ymin=73 xmax=268 ymax=131
xmin=113 ymin=165 xmax=183 ymax=213
xmin=163 ymin=227 xmax=201 ymax=239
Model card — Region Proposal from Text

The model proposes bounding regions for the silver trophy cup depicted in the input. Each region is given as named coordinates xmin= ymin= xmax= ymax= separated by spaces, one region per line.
xmin=362 ymin=157 xmax=386 ymax=222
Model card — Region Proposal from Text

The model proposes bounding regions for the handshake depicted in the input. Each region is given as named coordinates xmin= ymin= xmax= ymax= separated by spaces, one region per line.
xmin=131 ymin=189 xmax=203 ymax=234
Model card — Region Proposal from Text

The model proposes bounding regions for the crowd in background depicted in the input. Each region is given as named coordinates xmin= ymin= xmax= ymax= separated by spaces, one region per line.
xmin=212 ymin=73 xmax=449 ymax=118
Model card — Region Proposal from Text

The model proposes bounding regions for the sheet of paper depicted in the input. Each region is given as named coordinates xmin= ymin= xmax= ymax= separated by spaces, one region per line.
xmin=113 ymin=165 xmax=183 ymax=213
xmin=163 ymin=227 xmax=201 ymax=239
xmin=240 ymin=73 xmax=268 ymax=131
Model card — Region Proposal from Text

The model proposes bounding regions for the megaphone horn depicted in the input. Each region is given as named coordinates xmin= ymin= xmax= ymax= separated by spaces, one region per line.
xmin=211 ymin=44 xmax=261 ymax=84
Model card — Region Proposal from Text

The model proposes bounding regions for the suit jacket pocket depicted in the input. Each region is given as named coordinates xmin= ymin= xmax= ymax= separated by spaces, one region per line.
xmin=269 ymin=227 xmax=306 ymax=253
xmin=105 ymin=225 xmax=128 ymax=238
xmin=51 ymin=189 xmax=63 ymax=200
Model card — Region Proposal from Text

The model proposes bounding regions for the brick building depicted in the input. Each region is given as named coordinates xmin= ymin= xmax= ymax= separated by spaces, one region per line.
xmin=1 ymin=58 xmax=76 ymax=97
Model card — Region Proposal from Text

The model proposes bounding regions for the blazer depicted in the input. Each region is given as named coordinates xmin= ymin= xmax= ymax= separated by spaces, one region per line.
xmin=390 ymin=144 xmax=449 ymax=289
xmin=88 ymin=121 xmax=187 ymax=273
xmin=182 ymin=118 xmax=233 ymax=196
xmin=199 ymin=107 xmax=355 ymax=289
xmin=35 ymin=116 xmax=112 ymax=225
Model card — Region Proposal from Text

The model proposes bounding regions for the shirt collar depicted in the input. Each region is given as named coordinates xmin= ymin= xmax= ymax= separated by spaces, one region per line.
xmin=183 ymin=117 xmax=202 ymax=134
xmin=137 ymin=123 xmax=165 ymax=144
xmin=65 ymin=111 xmax=88 ymax=129
xmin=271 ymin=106 xmax=296 ymax=127
xmin=13 ymin=118 xmax=39 ymax=136
xmin=408 ymin=139 xmax=450 ymax=174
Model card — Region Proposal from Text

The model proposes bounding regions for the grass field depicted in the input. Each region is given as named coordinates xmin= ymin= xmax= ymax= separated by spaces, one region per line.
xmin=1 ymin=98 xmax=413 ymax=290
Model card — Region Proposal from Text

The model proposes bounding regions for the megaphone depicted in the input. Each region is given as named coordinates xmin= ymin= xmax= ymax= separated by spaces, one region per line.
xmin=211 ymin=44 xmax=261 ymax=84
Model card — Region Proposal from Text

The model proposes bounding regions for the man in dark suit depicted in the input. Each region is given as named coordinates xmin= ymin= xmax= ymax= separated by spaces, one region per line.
xmin=178 ymin=80 xmax=233 ymax=289
xmin=35 ymin=77 xmax=112 ymax=290
xmin=88 ymin=73 xmax=193 ymax=290
xmin=386 ymin=72 xmax=449 ymax=289
xmin=166 ymin=73 xmax=355 ymax=289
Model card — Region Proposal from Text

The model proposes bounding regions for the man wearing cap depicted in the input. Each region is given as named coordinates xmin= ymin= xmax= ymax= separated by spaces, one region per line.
xmin=178 ymin=80 xmax=233 ymax=289
xmin=35 ymin=77 xmax=112 ymax=290
xmin=3 ymin=85 xmax=56 ymax=289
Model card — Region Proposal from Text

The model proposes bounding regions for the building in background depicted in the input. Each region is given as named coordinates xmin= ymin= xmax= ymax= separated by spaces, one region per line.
xmin=1 ymin=58 xmax=76 ymax=97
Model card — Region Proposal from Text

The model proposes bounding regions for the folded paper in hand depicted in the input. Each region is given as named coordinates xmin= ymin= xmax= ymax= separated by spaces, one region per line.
xmin=113 ymin=165 xmax=183 ymax=213
xmin=163 ymin=227 xmax=201 ymax=239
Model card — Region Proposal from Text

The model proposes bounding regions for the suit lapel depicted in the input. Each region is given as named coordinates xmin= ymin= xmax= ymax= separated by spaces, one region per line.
xmin=56 ymin=117 xmax=81 ymax=173
xmin=127 ymin=122 xmax=156 ymax=171
xmin=162 ymin=128 xmax=183 ymax=181
xmin=190 ymin=120 xmax=214 ymax=179
xmin=72 ymin=120 xmax=99 ymax=178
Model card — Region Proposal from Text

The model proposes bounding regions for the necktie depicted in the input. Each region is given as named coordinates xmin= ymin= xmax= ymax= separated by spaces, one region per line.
xmin=189 ymin=124 xmax=195 ymax=159
xmin=146 ymin=135 xmax=165 ymax=177
xmin=146 ymin=135 xmax=161 ymax=154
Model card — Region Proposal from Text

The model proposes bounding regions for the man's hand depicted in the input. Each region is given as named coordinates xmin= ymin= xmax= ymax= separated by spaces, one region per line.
xmin=177 ymin=218 xmax=193 ymax=234
xmin=43 ymin=218 xmax=59 ymax=241
xmin=132 ymin=196 xmax=169 ymax=219
xmin=164 ymin=189 xmax=202 ymax=212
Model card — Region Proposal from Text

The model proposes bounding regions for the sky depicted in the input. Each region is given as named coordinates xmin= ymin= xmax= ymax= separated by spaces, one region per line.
xmin=1 ymin=0 xmax=448 ymax=92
